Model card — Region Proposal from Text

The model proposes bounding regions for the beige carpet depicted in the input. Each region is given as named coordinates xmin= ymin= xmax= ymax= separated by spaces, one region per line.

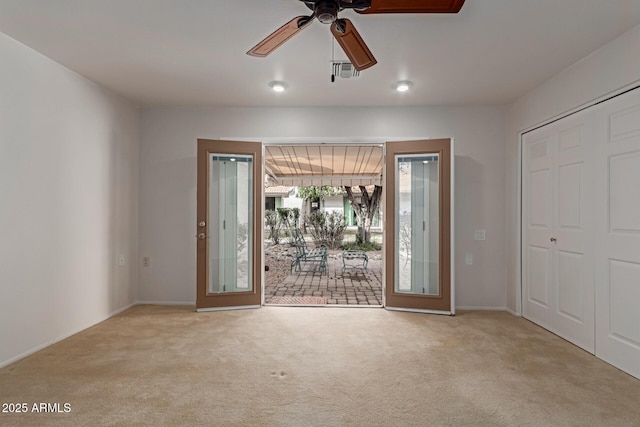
xmin=1 ymin=306 xmax=640 ymax=426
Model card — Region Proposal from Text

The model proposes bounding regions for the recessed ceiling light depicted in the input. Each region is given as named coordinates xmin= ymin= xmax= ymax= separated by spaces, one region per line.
xmin=394 ymin=81 xmax=413 ymax=93
xmin=269 ymin=81 xmax=288 ymax=92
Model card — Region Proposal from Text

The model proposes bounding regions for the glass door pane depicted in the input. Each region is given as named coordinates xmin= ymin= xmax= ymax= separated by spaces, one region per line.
xmin=196 ymin=139 xmax=262 ymax=311
xmin=384 ymin=139 xmax=452 ymax=313
xmin=395 ymin=154 xmax=440 ymax=295
xmin=208 ymin=154 xmax=253 ymax=294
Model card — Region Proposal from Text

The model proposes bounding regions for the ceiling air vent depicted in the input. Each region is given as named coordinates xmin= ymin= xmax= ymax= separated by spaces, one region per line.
xmin=331 ymin=62 xmax=360 ymax=82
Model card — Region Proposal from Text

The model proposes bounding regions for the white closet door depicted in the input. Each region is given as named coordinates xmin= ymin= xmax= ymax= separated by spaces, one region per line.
xmin=523 ymin=114 xmax=595 ymax=353
xmin=552 ymin=115 xmax=595 ymax=352
xmin=594 ymin=90 xmax=640 ymax=379
xmin=523 ymin=127 xmax=556 ymax=332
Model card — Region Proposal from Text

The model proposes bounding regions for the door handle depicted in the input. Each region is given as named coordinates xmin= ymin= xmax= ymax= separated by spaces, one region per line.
xmin=550 ymin=237 xmax=557 ymax=243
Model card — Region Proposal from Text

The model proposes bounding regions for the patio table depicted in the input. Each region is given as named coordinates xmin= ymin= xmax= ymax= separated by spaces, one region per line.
xmin=342 ymin=250 xmax=368 ymax=272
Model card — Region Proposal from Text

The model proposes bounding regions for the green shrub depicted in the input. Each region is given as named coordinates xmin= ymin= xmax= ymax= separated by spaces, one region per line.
xmin=342 ymin=241 xmax=381 ymax=251
xmin=265 ymin=210 xmax=282 ymax=244
xmin=276 ymin=208 xmax=302 ymax=243
xmin=267 ymin=208 xmax=303 ymax=245
xmin=304 ymin=211 xmax=346 ymax=249
xmin=290 ymin=208 xmax=300 ymax=229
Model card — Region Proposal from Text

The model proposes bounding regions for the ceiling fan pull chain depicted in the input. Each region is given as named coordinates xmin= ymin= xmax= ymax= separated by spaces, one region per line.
xmin=331 ymin=37 xmax=336 ymax=82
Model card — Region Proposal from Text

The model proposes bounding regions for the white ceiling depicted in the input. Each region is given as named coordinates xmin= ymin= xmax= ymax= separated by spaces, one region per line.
xmin=1 ymin=0 xmax=639 ymax=108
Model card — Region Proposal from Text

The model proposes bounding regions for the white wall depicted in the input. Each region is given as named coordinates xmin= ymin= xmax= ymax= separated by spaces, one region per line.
xmin=0 ymin=33 xmax=139 ymax=367
xmin=505 ymin=24 xmax=640 ymax=313
xmin=323 ymin=195 xmax=344 ymax=214
xmin=281 ymin=194 xmax=303 ymax=210
xmin=139 ymin=105 xmax=507 ymax=309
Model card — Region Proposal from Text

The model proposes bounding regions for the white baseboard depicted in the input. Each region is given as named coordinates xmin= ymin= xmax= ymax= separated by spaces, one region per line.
xmin=136 ymin=301 xmax=196 ymax=306
xmin=505 ymin=307 xmax=521 ymax=317
xmin=0 ymin=301 xmax=137 ymax=369
xmin=455 ymin=306 xmax=508 ymax=312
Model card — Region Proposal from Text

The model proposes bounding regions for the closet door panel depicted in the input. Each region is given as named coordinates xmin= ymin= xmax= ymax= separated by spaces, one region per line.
xmin=522 ymin=130 xmax=555 ymax=330
xmin=556 ymin=250 xmax=583 ymax=322
xmin=522 ymin=114 xmax=594 ymax=353
xmin=553 ymin=117 xmax=595 ymax=352
xmin=595 ymin=90 xmax=640 ymax=379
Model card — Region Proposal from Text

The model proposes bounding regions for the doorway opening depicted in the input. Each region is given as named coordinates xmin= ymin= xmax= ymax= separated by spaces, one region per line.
xmin=263 ymin=144 xmax=384 ymax=306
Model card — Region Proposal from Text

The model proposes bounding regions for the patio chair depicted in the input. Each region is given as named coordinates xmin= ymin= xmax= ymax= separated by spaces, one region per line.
xmin=290 ymin=229 xmax=328 ymax=275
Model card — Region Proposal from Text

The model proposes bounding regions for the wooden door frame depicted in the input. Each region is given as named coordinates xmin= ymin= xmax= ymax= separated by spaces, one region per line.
xmin=196 ymin=139 xmax=263 ymax=311
xmin=195 ymin=137 xmax=454 ymax=313
xmin=383 ymin=138 xmax=454 ymax=314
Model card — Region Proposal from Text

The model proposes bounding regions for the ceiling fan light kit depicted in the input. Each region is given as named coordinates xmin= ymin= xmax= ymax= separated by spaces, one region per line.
xmin=247 ymin=0 xmax=466 ymax=72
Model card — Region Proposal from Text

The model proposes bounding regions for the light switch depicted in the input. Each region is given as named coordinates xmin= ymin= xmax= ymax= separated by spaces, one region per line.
xmin=474 ymin=229 xmax=486 ymax=241
xmin=465 ymin=253 xmax=473 ymax=265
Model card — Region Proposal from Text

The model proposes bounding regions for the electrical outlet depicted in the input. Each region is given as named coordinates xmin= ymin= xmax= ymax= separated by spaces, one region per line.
xmin=118 ymin=254 xmax=125 ymax=266
xmin=474 ymin=229 xmax=486 ymax=241
xmin=465 ymin=253 xmax=473 ymax=265
xmin=143 ymin=256 xmax=150 ymax=267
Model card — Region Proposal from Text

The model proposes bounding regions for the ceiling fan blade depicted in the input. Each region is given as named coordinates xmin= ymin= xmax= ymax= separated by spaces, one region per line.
xmin=356 ymin=0 xmax=466 ymax=14
xmin=247 ymin=16 xmax=312 ymax=57
xmin=330 ymin=19 xmax=377 ymax=71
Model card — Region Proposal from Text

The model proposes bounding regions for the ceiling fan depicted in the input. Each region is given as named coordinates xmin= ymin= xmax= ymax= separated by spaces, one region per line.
xmin=247 ymin=0 xmax=466 ymax=71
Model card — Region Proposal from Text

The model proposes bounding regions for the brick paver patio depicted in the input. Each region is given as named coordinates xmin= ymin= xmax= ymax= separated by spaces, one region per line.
xmin=264 ymin=253 xmax=382 ymax=306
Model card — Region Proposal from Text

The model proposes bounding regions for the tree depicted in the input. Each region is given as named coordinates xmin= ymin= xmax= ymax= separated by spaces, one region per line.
xmin=344 ymin=185 xmax=382 ymax=244
xmin=296 ymin=186 xmax=342 ymax=232
xmin=296 ymin=186 xmax=342 ymax=201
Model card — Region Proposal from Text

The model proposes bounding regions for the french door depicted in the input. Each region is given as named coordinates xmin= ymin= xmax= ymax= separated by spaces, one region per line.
xmin=384 ymin=139 xmax=453 ymax=313
xmin=196 ymin=138 xmax=453 ymax=313
xmin=196 ymin=139 xmax=263 ymax=310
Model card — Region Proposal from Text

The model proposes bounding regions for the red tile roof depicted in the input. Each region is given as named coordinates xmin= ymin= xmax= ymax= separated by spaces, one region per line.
xmin=264 ymin=186 xmax=293 ymax=196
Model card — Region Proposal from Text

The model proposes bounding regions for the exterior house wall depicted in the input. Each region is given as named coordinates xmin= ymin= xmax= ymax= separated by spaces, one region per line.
xmin=323 ymin=195 xmax=344 ymax=214
xmin=281 ymin=194 xmax=303 ymax=210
